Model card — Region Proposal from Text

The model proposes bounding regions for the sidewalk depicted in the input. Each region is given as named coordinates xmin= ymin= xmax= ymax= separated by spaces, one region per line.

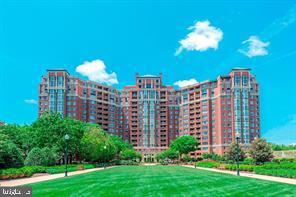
xmin=0 ymin=167 xmax=114 ymax=187
xmin=182 ymin=165 xmax=296 ymax=185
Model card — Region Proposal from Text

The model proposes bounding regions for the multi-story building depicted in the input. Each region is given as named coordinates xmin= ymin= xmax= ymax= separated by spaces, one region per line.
xmin=39 ymin=68 xmax=260 ymax=160
xmin=39 ymin=69 xmax=121 ymax=136
xmin=121 ymin=74 xmax=179 ymax=161
xmin=178 ymin=68 xmax=260 ymax=157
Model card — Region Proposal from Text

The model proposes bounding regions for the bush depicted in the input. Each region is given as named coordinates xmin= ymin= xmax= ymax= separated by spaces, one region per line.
xmin=224 ymin=164 xmax=255 ymax=172
xmin=160 ymin=160 xmax=168 ymax=165
xmin=202 ymin=153 xmax=221 ymax=161
xmin=183 ymin=154 xmax=191 ymax=162
xmin=254 ymin=168 xmax=296 ymax=178
xmin=272 ymin=158 xmax=296 ymax=163
xmin=25 ymin=147 xmax=57 ymax=166
xmin=46 ymin=164 xmax=95 ymax=174
xmin=256 ymin=162 xmax=296 ymax=170
xmin=0 ymin=166 xmax=47 ymax=180
xmin=254 ymin=162 xmax=296 ymax=178
xmin=119 ymin=160 xmax=139 ymax=165
xmin=241 ymin=158 xmax=255 ymax=165
xmin=196 ymin=161 xmax=220 ymax=168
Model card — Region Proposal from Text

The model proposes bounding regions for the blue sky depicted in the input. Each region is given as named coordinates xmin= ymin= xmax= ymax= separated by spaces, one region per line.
xmin=0 ymin=0 xmax=295 ymax=144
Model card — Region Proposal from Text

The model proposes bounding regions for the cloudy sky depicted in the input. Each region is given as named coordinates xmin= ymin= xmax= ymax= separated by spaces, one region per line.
xmin=0 ymin=0 xmax=295 ymax=144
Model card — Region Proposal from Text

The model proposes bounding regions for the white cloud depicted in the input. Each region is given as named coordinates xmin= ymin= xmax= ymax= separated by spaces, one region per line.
xmin=25 ymin=99 xmax=37 ymax=105
xmin=76 ymin=59 xmax=118 ymax=85
xmin=239 ymin=36 xmax=270 ymax=58
xmin=174 ymin=78 xmax=198 ymax=88
xmin=263 ymin=115 xmax=296 ymax=145
xmin=175 ymin=20 xmax=223 ymax=56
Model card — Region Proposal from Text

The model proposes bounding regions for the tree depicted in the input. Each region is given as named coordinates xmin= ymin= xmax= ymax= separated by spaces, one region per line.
xmin=121 ymin=149 xmax=142 ymax=161
xmin=170 ymin=135 xmax=198 ymax=159
xmin=80 ymin=124 xmax=116 ymax=162
xmin=156 ymin=149 xmax=179 ymax=161
xmin=0 ymin=124 xmax=35 ymax=157
xmin=110 ymin=136 xmax=133 ymax=155
xmin=24 ymin=147 xmax=58 ymax=166
xmin=32 ymin=112 xmax=86 ymax=162
xmin=249 ymin=138 xmax=273 ymax=164
xmin=269 ymin=143 xmax=296 ymax=151
xmin=225 ymin=141 xmax=246 ymax=162
xmin=0 ymin=133 xmax=24 ymax=168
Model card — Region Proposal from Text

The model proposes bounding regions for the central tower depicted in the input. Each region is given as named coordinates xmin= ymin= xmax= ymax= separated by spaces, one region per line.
xmin=121 ymin=73 xmax=179 ymax=162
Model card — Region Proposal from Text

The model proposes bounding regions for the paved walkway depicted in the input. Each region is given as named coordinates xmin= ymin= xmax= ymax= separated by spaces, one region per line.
xmin=0 ymin=167 xmax=114 ymax=187
xmin=182 ymin=165 xmax=296 ymax=185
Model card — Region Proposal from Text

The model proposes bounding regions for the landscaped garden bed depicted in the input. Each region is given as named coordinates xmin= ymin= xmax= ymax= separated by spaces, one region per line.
xmin=0 ymin=164 xmax=95 ymax=180
xmin=195 ymin=160 xmax=296 ymax=178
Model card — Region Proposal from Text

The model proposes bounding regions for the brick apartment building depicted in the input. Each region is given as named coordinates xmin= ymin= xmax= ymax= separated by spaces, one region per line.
xmin=39 ymin=68 xmax=260 ymax=161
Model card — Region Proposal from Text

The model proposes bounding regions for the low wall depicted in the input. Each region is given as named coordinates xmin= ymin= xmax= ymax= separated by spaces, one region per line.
xmin=273 ymin=150 xmax=296 ymax=158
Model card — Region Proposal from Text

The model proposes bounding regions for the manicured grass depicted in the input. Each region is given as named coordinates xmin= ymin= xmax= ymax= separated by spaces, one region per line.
xmin=28 ymin=166 xmax=296 ymax=196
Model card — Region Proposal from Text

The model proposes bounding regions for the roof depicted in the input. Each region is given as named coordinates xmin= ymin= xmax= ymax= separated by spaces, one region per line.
xmin=46 ymin=69 xmax=70 ymax=75
xmin=139 ymin=74 xmax=160 ymax=78
xmin=231 ymin=67 xmax=251 ymax=71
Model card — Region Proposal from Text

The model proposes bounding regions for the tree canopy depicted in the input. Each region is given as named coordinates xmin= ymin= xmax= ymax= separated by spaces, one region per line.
xmin=225 ymin=141 xmax=246 ymax=162
xmin=170 ymin=135 xmax=198 ymax=156
xmin=0 ymin=112 xmax=139 ymax=168
xmin=250 ymin=138 xmax=273 ymax=164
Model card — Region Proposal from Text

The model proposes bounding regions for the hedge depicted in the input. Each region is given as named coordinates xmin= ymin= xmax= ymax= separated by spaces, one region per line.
xmin=224 ymin=164 xmax=255 ymax=172
xmin=196 ymin=161 xmax=220 ymax=168
xmin=0 ymin=164 xmax=95 ymax=180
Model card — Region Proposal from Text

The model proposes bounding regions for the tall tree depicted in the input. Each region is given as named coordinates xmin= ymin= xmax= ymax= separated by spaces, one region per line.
xmin=32 ymin=112 xmax=86 ymax=161
xmin=170 ymin=135 xmax=198 ymax=159
xmin=225 ymin=141 xmax=246 ymax=161
xmin=80 ymin=124 xmax=116 ymax=162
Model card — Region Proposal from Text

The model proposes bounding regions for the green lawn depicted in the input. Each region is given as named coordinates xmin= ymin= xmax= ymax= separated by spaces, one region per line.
xmin=28 ymin=166 xmax=296 ymax=196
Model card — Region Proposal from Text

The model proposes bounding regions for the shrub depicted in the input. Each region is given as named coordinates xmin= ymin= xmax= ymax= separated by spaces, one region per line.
xmin=256 ymin=162 xmax=296 ymax=170
xmin=254 ymin=163 xmax=296 ymax=178
xmin=183 ymin=154 xmax=191 ymax=162
xmin=46 ymin=164 xmax=95 ymax=174
xmin=196 ymin=161 xmax=220 ymax=168
xmin=254 ymin=168 xmax=296 ymax=178
xmin=202 ymin=153 xmax=222 ymax=161
xmin=224 ymin=164 xmax=255 ymax=172
xmin=119 ymin=160 xmax=139 ymax=165
xmin=0 ymin=166 xmax=47 ymax=180
xmin=241 ymin=158 xmax=255 ymax=165
xmin=160 ymin=160 xmax=168 ymax=165
xmin=25 ymin=147 xmax=57 ymax=166
xmin=272 ymin=158 xmax=296 ymax=163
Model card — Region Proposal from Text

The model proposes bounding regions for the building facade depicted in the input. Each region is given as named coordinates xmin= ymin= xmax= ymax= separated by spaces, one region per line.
xmin=39 ymin=68 xmax=260 ymax=160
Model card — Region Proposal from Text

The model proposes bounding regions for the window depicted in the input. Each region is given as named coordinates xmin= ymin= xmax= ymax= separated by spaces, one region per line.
xmin=242 ymin=75 xmax=248 ymax=86
xmin=49 ymin=76 xmax=55 ymax=87
xmin=57 ymin=76 xmax=64 ymax=87
xmin=234 ymin=76 xmax=241 ymax=86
